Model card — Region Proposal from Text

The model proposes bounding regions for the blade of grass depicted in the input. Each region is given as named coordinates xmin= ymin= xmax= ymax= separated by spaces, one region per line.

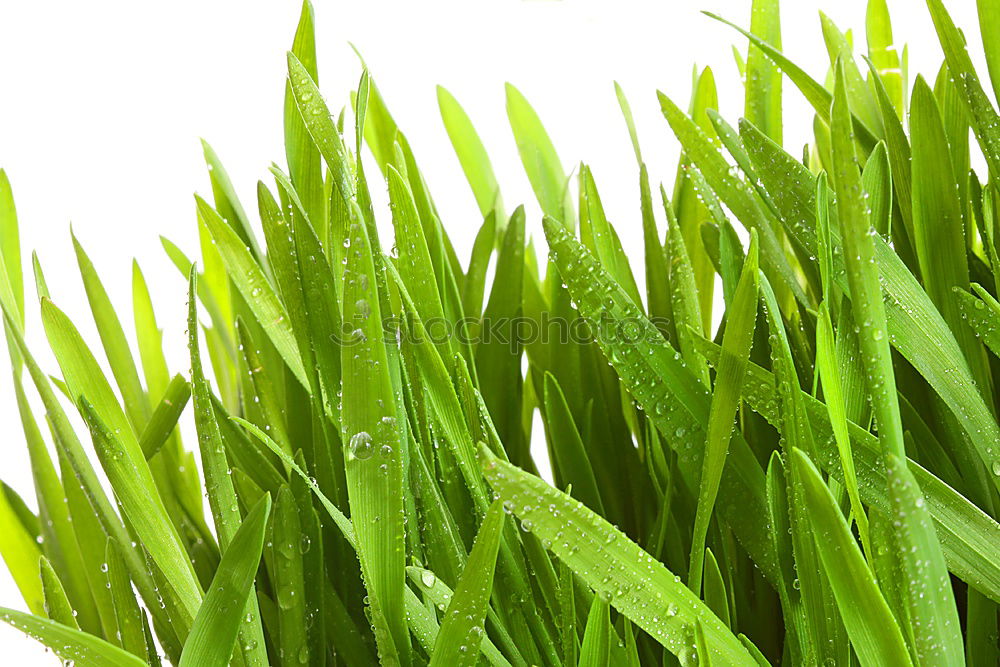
xmin=429 ymin=500 xmax=504 ymax=667
xmin=178 ymin=494 xmax=271 ymax=667
xmin=688 ymin=232 xmax=758 ymax=593
xmin=0 ymin=607 xmax=147 ymax=667
xmin=790 ymin=449 xmax=912 ymax=667
xmin=481 ymin=448 xmax=756 ymax=666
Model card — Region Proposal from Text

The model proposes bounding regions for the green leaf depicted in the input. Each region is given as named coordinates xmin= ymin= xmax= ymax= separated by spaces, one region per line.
xmin=506 ymin=83 xmax=573 ymax=226
xmin=138 ymin=374 xmax=190 ymax=460
xmin=39 ymin=556 xmax=77 ymax=628
xmin=831 ymin=59 xmax=905 ymax=460
xmin=429 ymin=501 xmax=504 ymax=667
xmin=542 ymin=216 xmax=779 ymax=587
xmin=437 ymin=86 xmax=503 ymax=220
xmin=815 ymin=303 xmax=870 ymax=556
xmin=867 ymin=0 xmax=905 ymax=114
xmin=196 ymin=195 xmax=308 ymax=388
xmin=178 ymin=494 xmax=271 ymax=667
xmin=42 ymin=299 xmax=202 ymax=624
xmin=481 ymin=448 xmax=755 ymax=666
xmin=188 ymin=269 xmax=268 ymax=667
xmin=284 ymin=0 xmax=325 ymax=228
xmin=577 ymin=596 xmax=611 ymax=667
xmin=926 ymin=0 xmax=1000 ymax=178
xmin=745 ymin=0 xmax=782 ymax=144
xmin=341 ymin=204 xmax=409 ymax=665
xmin=0 ymin=607 xmax=147 ymax=667
xmin=72 ymin=232 xmax=150 ymax=431
xmin=790 ymin=449 xmax=913 ymax=667
xmin=688 ymin=232 xmax=758 ymax=592
xmin=287 ymin=51 xmax=355 ymax=203
xmin=0 ymin=486 xmax=43 ymax=615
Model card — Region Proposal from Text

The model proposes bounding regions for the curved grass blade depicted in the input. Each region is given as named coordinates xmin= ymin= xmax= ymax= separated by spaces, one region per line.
xmin=39 ymin=556 xmax=77 ymax=628
xmin=72 ymin=233 xmax=150 ymax=433
xmin=688 ymin=232 xmax=758 ymax=592
xmin=790 ymin=449 xmax=912 ymax=667
xmin=541 ymin=216 xmax=778 ymax=587
xmin=429 ymin=500 xmax=504 ymax=667
xmin=178 ymin=494 xmax=271 ymax=667
xmin=578 ymin=596 xmax=611 ymax=667
xmin=926 ymin=0 xmax=1000 ymax=177
xmin=437 ymin=86 xmax=503 ymax=221
xmin=196 ymin=195 xmax=308 ymax=389
xmin=506 ymin=83 xmax=573 ymax=226
xmin=481 ymin=448 xmax=755 ymax=666
xmin=287 ymin=52 xmax=355 ymax=203
xmin=0 ymin=607 xmax=147 ymax=667
xmin=42 ymin=299 xmax=202 ymax=623
xmin=657 ymin=90 xmax=806 ymax=307
xmin=138 ymin=374 xmax=190 ymax=460
xmin=0 ymin=486 xmax=43 ymax=615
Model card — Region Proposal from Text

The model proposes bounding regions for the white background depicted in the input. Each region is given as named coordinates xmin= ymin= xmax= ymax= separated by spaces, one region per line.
xmin=0 ymin=0 xmax=986 ymax=661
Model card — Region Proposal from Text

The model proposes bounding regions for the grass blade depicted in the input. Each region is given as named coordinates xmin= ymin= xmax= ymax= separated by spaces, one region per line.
xmin=178 ymin=494 xmax=271 ymax=667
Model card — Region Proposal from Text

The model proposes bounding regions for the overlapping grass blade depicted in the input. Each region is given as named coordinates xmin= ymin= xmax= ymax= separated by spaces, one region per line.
xmin=481 ymin=448 xmax=756 ymax=666
xmin=790 ymin=450 xmax=912 ymax=667
xmin=0 ymin=607 xmax=147 ymax=667
xmin=178 ymin=494 xmax=271 ymax=667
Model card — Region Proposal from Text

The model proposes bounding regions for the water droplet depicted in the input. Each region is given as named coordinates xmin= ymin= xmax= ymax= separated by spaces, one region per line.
xmin=349 ymin=431 xmax=374 ymax=460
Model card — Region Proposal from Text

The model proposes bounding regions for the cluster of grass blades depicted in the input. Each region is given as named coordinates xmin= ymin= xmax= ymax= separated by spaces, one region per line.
xmin=2 ymin=0 xmax=1000 ymax=664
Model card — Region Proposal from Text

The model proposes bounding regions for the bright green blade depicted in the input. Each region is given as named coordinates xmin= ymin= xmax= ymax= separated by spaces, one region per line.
xmin=178 ymin=494 xmax=271 ymax=667
xmin=138 ymin=374 xmax=190 ymax=460
xmin=429 ymin=501 xmax=504 ymax=667
xmin=867 ymin=0 xmax=905 ymax=114
xmin=541 ymin=215 xmax=778 ymax=587
xmin=341 ymin=206 xmax=409 ymax=665
xmin=481 ymin=448 xmax=755 ymax=666
xmin=577 ymin=596 xmax=611 ymax=667
xmin=815 ymin=303 xmax=869 ymax=556
xmin=188 ymin=269 xmax=268 ymax=667
xmin=41 ymin=299 xmax=202 ymax=624
xmin=745 ymin=0 xmax=782 ymax=144
xmin=437 ymin=85 xmax=503 ymax=221
xmin=688 ymin=232 xmax=758 ymax=593
xmin=506 ymin=83 xmax=573 ymax=226
xmin=39 ymin=556 xmax=77 ymax=628
xmin=196 ymin=195 xmax=308 ymax=389
xmin=0 ymin=607 xmax=147 ymax=667
xmin=0 ymin=485 xmax=43 ymax=615
xmin=284 ymin=0 xmax=325 ymax=228
xmin=790 ymin=449 xmax=912 ymax=667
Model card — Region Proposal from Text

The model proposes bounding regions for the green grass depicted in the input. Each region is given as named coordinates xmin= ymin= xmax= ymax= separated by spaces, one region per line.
xmin=1 ymin=0 xmax=999 ymax=664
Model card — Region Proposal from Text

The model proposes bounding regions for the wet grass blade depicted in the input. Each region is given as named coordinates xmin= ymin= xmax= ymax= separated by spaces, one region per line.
xmin=429 ymin=501 xmax=504 ymax=667
xmin=178 ymin=494 xmax=271 ymax=667
xmin=341 ymin=204 xmax=409 ymax=665
xmin=0 ymin=607 xmax=147 ymax=667
xmin=481 ymin=448 xmax=756 ymax=666
xmin=790 ymin=449 xmax=912 ymax=667
xmin=688 ymin=232 xmax=758 ymax=593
